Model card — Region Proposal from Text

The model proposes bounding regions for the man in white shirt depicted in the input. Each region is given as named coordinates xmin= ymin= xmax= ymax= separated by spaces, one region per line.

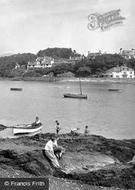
xmin=44 ymin=135 xmax=60 ymax=168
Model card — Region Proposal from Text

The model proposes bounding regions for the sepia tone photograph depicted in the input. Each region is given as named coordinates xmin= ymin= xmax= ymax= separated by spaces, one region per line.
xmin=0 ymin=0 xmax=135 ymax=189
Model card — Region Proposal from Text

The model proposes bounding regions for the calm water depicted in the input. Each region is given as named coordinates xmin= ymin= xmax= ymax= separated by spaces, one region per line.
xmin=0 ymin=80 xmax=135 ymax=139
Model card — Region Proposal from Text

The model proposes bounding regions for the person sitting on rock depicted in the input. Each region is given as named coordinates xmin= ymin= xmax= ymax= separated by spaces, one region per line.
xmin=44 ymin=135 xmax=65 ymax=169
xmin=53 ymin=137 xmax=65 ymax=159
xmin=84 ymin=125 xmax=89 ymax=136
xmin=32 ymin=116 xmax=42 ymax=127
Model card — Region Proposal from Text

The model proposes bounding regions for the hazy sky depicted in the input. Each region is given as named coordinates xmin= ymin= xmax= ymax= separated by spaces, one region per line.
xmin=0 ymin=0 xmax=135 ymax=55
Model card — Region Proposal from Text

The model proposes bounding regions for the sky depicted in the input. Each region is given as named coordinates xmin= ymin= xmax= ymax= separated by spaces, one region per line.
xmin=0 ymin=0 xmax=135 ymax=55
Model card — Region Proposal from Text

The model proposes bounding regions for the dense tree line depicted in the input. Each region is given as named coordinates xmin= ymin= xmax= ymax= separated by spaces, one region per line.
xmin=37 ymin=48 xmax=80 ymax=59
xmin=0 ymin=48 xmax=135 ymax=78
xmin=0 ymin=53 xmax=36 ymax=77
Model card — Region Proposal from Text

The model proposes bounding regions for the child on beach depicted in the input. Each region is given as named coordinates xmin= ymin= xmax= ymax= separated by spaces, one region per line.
xmin=84 ymin=125 xmax=89 ymax=136
xmin=55 ymin=120 xmax=61 ymax=135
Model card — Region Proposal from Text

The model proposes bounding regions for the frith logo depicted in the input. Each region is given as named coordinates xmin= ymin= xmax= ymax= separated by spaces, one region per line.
xmin=87 ymin=9 xmax=125 ymax=31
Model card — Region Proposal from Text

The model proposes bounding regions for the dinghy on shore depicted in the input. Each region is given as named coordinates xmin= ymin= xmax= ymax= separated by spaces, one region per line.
xmin=13 ymin=125 xmax=42 ymax=136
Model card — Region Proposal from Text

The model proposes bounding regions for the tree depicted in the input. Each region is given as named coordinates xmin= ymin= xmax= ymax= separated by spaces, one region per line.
xmin=37 ymin=48 xmax=81 ymax=59
xmin=76 ymin=66 xmax=91 ymax=77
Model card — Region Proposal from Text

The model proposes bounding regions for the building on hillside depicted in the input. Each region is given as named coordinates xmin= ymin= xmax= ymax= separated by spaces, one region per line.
xmin=53 ymin=58 xmax=76 ymax=65
xmin=119 ymin=48 xmax=135 ymax=59
xmin=105 ymin=66 xmax=135 ymax=79
xmin=69 ymin=55 xmax=84 ymax=61
xmin=87 ymin=50 xmax=102 ymax=59
xmin=15 ymin=63 xmax=20 ymax=69
xmin=27 ymin=56 xmax=54 ymax=69
xmin=27 ymin=56 xmax=80 ymax=69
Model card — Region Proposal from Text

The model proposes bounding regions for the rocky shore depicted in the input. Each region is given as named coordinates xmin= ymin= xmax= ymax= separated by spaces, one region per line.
xmin=0 ymin=133 xmax=135 ymax=189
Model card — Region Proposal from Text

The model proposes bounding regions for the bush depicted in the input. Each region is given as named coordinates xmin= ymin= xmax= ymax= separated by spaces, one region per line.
xmin=23 ymin=70 xmax=42 ymax=77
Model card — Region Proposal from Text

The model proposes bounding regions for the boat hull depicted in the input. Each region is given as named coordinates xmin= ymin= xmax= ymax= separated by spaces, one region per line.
xmin=108 ymin=89 xmax=120 ymax=92
xmin=13 ymin=125 xmax=42 ymax=136
xmin=10 ymin=88 xmax=22 ymax=91
xmin=64 ymin=93 xmax=87 ymax=99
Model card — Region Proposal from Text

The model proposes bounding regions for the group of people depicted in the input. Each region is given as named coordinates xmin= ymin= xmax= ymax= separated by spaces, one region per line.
xmin=55 ymin=120 xmax=89 ymax=136
xmin=44 ymin=121 xmax=90 ymax=172
xmin=70 ymin=125 xmax=89 ymax=136
xmin=32 ymin=116 xmax=89 ymax=172
xmin=32 ymin=116 xmax=89 ymax=136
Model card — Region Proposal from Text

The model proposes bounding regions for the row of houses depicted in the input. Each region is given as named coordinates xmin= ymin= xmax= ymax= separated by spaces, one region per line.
xmin=27 ymin=56 xmax=82 ymax=69
xmin=87 ymin=49 xmax=135 ymax=60
xmin=86 ymin=50 xmax=135 ymax=78
xmin=27 ymin=56 xmax=54 ymax=69
xmin=119 ymin=48 xmax=135 ymax=59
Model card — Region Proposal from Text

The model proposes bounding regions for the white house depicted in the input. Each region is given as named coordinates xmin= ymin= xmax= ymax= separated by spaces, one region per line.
xmin=87 ymin=50 xmax=102 ymax=59
xmin=15 ymin=63 xmax=20 ymax=69
xmin=120 ymin=49 xmax=135 ymax=59
xmin=106 ymin=66 xmax=135 ymax=79
xmin=27 ymin=56 xmax=54 ymax=69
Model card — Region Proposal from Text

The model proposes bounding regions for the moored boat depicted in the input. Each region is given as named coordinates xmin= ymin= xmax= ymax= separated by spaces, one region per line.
xmin=108 ymin=89 xmax=120 ymax=92
xmin=10 ymin=88 xmax=22 ymax=91
xmin=13 ymin=125 xmax=42 ymax=136
xmin=64 ymin=78 xmax=87 ymax=99
xmin=64 ymin=93 xmax=87 ymax=99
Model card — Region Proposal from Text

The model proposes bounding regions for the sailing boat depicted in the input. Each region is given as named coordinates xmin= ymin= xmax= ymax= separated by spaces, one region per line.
xmin=63 ymin=78 xmax=87 ymax=99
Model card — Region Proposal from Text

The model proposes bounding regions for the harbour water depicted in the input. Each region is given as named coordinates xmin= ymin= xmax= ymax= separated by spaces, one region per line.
xmin=0 ymin=80 xmax=135 ymax=139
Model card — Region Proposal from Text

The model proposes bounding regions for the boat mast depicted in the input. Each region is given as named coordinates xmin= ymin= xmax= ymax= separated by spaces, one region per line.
xmin=79 ymin=78 xmax=82 ymax=95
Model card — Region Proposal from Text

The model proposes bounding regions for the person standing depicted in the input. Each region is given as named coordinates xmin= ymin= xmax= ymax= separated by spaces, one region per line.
xmin=84 ymin=125 xmax=89 ymax=136
xmin=55 ymin=120 xmax=61 ymax=135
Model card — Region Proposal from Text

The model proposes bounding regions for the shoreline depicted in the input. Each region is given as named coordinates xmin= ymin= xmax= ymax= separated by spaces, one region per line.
xmin=0 ymin=76 xmax=135 ymax=84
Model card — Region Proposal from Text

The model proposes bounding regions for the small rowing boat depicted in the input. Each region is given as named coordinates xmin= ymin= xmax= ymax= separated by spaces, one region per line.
xmin=108 ymin=89 xmax=120 ymax=92
xmin=10 ymin=88 xmax=22 ymax=91
xmin=13 ymin=125 xmax=42 ymax=136
xmin=64 ymin=93 xmax=87 ymax=99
